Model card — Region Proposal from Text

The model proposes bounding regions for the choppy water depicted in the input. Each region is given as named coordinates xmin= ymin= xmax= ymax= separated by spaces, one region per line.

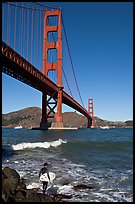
xmin=2 ymin=128 xmax=133 ymax=202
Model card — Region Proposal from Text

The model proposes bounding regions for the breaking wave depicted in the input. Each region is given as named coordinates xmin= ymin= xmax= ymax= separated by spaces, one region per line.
xmin=9 ymin=139 xmax=67 ymax=151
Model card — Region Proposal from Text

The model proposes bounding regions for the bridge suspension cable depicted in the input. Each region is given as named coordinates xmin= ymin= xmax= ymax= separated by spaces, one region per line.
xmin=32 ymin=2 xmax=73 ymax=97
xmin=61 ymin=15 xmax=86 ymax=109
xmin=33 ymin=2 xmax=60 ymax=10
xmin=3 ymin=2 xmax=84 ymax=105
xmin=46 ymin=16 xmax=73 ymax=98
xmin=3 ymin=2 xmax=45 ymax=11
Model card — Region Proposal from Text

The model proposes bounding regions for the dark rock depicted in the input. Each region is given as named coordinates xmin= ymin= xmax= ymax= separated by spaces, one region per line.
xmin=2 ymin=167 xmax=72 ymax=202
xmin=14 ymin=191 xmax=26 ymax=202
xmin=63 ymin=179 xmax=70 ymax=185
xmin=2 ymin=177 xmax=19 ymax=200
xmin=25 ymin=189 xmax=42 ymax=202
xmin=74 ymin=184 xmax=94 ymax=191
xmin=38 ymin=193 xmax=55 ymax=202
xmin=2 ymin=167 xmax=20 ymax=202
xmin=2 ymin=166 xmax=20 ymax=181
xmin=53 ymin=194 xmax=72 ymax=201
xmin=16 ymin=178 xmax=26 ymax=190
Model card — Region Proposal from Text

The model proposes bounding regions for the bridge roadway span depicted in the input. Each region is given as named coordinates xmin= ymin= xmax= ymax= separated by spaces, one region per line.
xmin=2 ymin=41 xmax=92 ymax=123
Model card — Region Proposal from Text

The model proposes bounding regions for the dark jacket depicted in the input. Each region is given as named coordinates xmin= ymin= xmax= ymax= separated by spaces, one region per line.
xmin=39 ymin=167 xmax=50 ymax=181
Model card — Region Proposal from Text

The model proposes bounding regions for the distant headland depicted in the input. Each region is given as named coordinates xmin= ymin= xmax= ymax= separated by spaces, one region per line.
xmin=2 ymin=107 xmax=133 ymax=129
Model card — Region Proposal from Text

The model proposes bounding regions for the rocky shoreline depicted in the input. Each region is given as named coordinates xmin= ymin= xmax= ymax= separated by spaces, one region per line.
xmin=2 ymin=167 xmax=94 ymax=202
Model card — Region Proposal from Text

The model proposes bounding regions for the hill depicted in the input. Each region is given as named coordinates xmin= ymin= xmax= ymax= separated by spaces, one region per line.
xmin=2 ymin=107 xmax=133 ymax=128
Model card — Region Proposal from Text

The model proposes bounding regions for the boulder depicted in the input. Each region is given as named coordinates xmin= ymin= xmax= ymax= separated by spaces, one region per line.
xmin=2 ymin=166 xmax=20 ymax=181
xmin=74 ymin=184 xmax=94 ymax=191
xmin=53 ymin=194 xmax=72 ymax=201
xmin=2 ymin=166 xmax=72 ymax=202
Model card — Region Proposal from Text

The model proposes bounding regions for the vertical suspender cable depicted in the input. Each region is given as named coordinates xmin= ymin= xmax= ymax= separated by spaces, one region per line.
xmin=40 ymin=10 xmax=42 ymax=70
xmin=18 ymin=5 xmax=20 ymax=53
xmin=14 ymin=2 xmax=17 ymax=50
xmin=19 ymin=5 xmax=21 ymax=54
xmin=25 ymin=5 xmax=27 ymax=59
xmin=33 ymin=7 xmax=34 ymax=65
xmin=7 ymin=3 xmax=10 ymax=44
xmin=39 ymin=11 xmax=42 ymax=70
xmin=32 ymin=7 xmax=34 ymax=64
xmin=20 ymin=2 xmax=23 ymax=55
xmin=23 ymin=3 xmax=26 ymax=58
xmin=22 ymin=2 xmax=24 ymax=56
xmin=62 ymin=15 xmax=85 ymax=108
xmin=26 ymin=3 xmax=29 ymax=60
xmin=62 ymin=68 xmax=73 ymax=98
xmin=47 ymin=14 xmax=73 ymax=97
xmin=31 ymin=6 xmax=34 ymax=64
xmin=36 ymin=10 xmax=40 ymax=67
xmin=2 ymin=5 xmax=4 ymax=40
xmin=35 ymin=10 xmax=38 ymax=67
xmin=39 ymin=9 xmax=41 ymax=68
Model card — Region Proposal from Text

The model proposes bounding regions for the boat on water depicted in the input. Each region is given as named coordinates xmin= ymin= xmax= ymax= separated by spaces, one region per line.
xmin=14 ymin=126 xmax=23 ymax=129
xmin=100 ymin=126 xmax=109 ymax=129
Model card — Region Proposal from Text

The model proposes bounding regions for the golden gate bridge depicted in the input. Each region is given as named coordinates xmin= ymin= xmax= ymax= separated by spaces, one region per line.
xmin=2 ymin=2 xmax=95 ymax=129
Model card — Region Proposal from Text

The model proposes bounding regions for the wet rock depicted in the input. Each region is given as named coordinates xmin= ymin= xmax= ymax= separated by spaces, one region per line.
xmin=62 ymin=179 xmax=70 ymax=185
xmin=3 ymin=177 xmax=19 ymax=193
xmin=2 ymin=167 xmax=21 ymax=201
xmin=74 ymin=184 xmax=94 ymax=191
xmin=2 ymin=177 xmax=19 ymax=201
xmin=47 ymin=185 xmax=59 ymax=195
xmin=2 ymin=166 xmax=20 ymax=181
xmin=2 ymin=167 xmax=72 ymax=202
xmin=16 ymin=178 xmax=26 ymax=190
xmin=25 ymin=189 xmax=42 ymax=202
xmin=2 ymin=171 xmax=7 ymax=181
xmin=53 ymin=194 xmax=72 ymax=201
xmin=14 ymin=191 xmax=26 ymax=202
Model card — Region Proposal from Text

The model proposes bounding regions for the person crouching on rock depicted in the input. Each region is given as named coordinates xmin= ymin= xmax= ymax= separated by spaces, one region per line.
xmin=39 ymin=162 xmax=50 ymax=194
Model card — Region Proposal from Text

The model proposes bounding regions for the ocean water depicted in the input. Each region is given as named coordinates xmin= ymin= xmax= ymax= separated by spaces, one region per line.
xmin=2 ymin=128 xmax=133 ymax=202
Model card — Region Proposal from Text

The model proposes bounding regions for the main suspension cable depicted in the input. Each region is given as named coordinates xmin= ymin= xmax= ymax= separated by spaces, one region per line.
xmin=61 ymin=15 xmax=85 ymax=108
xmin=33 ymin=2 xmax=60 ymax=10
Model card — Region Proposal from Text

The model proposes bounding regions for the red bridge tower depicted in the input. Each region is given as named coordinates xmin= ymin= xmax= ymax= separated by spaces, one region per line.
xmin=40 ymin=9 xmax=63 ymax=128
xmin=88 ymin=98 xmax=95 ymax=128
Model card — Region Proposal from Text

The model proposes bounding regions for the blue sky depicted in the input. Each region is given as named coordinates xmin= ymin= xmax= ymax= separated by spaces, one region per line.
xmin=2 ymin=2 xmax=133 ymax=121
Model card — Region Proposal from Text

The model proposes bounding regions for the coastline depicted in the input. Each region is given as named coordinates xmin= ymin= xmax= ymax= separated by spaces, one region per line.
xmin=2 ymin=167 xmax=93 ymax=202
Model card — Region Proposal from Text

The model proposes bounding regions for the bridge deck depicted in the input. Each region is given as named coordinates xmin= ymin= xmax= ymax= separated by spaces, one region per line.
xmin=2 ymin=41 xmax=91 ymax=122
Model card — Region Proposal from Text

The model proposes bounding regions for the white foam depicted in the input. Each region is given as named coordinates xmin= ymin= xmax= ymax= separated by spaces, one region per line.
xmin=57 ymin=184 xmax=74 ymax=195
xmin=51 ymin=139 xmax=67 ymax=147
xmin=12 ymin=139 xmax=67 ymax=151
xmin=18 ymin=171 xmax=27 ymax=178
xmin=27 ymin=182 xmax=41 ymax=189
xmin=92 ymin=192 xmax=115 ymax=202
